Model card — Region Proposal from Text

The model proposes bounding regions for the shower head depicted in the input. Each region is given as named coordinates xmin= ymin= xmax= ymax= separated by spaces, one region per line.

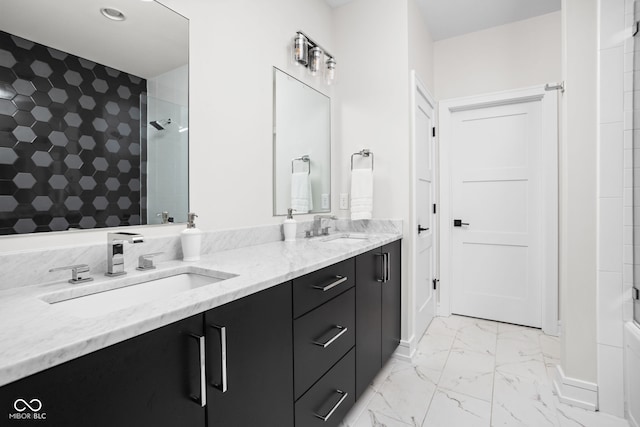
xmin=149 ymin=118 xmax=171 ymax=130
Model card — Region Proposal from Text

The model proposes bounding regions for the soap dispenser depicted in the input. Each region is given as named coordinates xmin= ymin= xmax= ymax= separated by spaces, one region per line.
xmin=181 ymin=212 xmax=202 ymax=261
xmin=283 ymin=208 xmax=297 ymax=242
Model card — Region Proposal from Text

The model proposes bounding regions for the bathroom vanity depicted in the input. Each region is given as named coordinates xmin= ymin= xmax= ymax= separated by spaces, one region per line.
xmin=0 ymin=232 xmax=401 ymax=427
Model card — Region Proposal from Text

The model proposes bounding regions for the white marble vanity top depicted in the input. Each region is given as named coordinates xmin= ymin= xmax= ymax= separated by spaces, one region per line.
xmin=0 ymin=232 xmax=401 ymax=387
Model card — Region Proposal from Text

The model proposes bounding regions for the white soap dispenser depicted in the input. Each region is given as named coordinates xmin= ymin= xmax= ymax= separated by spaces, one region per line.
xmin=181 ymin=212 xmax=202 ymax=261
xmin=283 ymin=208 xmax=297 ymax=242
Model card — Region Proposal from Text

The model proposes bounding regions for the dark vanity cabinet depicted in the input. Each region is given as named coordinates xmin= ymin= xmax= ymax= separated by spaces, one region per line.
xmin=0 ymin=314 xmax=206 ymax=427
xmin=0 ymin=239 xmax=401 ymax=427
xmin=205 ymin=282 xmax=294 ymax=427
xmin=355 ymin=240 xmax=401 ymax=399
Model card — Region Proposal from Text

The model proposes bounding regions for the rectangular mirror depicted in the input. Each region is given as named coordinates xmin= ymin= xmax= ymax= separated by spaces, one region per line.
xmin=273 ymin=68 xmax=330 ymax=216
xmin=0 ymin=0 xmax=189 ymax=235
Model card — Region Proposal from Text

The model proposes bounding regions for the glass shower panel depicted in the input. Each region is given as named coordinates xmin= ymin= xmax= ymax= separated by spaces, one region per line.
xmin=634 ymin=4 xmax=640 ymax=324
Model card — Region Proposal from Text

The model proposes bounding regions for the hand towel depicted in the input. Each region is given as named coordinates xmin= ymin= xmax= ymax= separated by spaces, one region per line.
xmin=291 ymin=172 xmax=313 ymax=213
xmin=350 ymin=169 xmax=373 ymax=220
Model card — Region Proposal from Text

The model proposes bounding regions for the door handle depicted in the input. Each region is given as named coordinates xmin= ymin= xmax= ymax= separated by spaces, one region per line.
xmin=188 ymin=334 xmax=207 ymax=407
xmin=314 ymin=389 xmax=349 ymax=422
xmin=312 ymin=325 xmax=348 ymax=348
xmin=209 ymin=324 xmax=228 ymax=393
xmin=417 ymin=224 xmax=429 ymax=234
xmin=312 ymin=275 xmax=348 ymax=292
xmin=453 ymin=219 xmax=469 ymax=227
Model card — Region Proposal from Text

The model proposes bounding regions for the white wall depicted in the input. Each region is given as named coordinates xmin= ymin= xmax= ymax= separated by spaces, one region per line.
xmin=434 ymin=12 xmax=562 ymax=100
xmin=408 ymin=0 xmax=434 ymax=93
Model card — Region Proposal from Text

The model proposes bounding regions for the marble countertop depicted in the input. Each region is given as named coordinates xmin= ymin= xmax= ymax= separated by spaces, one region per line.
xmin=0 ymin=232 xmax=401 ymax=387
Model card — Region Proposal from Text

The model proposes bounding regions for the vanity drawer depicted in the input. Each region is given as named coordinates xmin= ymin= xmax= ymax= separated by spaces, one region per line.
xmin=294 ymin=287 xmax=355 ymax=399
xmin=295 ymin=348 xmax=355 ymax=427
xmin=293 ymin=258 xmax=355 ymax=318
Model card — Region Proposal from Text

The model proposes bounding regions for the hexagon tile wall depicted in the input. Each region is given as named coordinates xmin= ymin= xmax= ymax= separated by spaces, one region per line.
xmin=0 ymin=31 xmax=146 ymax=235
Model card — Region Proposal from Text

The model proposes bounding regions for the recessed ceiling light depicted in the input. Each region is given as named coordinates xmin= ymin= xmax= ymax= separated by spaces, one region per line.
xmin=100 ymin=7 xmax=126 ymax=21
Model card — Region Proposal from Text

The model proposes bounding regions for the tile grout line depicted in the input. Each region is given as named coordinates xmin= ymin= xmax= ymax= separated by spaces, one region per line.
xmin=489 ymin=323 xmax=499 ymax=427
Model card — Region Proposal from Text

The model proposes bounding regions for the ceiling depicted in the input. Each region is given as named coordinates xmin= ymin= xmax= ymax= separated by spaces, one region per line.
xmin=0 ymin=0 xmax=188 ymax=79
xmin=324 ymin=0 xmax=561 ymax=41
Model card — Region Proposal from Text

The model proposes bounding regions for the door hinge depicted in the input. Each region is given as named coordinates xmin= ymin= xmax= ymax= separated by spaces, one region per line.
xmin=433 ymin=204 xmax=436 ymax=214
xmin=432 ymin=278 xmax=439 ymax=290
xmin=634 ymin=288 xmax=640 ymax=301
xmin=432 ymin=127 xmax=436 ymax=137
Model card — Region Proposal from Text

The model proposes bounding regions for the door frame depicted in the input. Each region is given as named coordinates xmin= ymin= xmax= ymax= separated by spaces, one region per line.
xmin=410 ymin=70 xmax=437 ymax=356
xmin=438 ymin=85 xmax=559 ymax=336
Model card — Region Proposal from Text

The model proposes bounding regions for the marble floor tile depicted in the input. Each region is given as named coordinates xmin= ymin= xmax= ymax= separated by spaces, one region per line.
xmin=491 ymin=370 xmax=559 ymax=427
xmin=438 ymin=347 xmax=496 ymax=402
xmin=556 ymin=403 xmax=631 ymax=427
xmin=453 ymin=322 xmax=498 ymax=356
xmin=345 ymin=409 xmax=413 ymax=427
xmin=421 ymin=388 xmax=491 ymax=427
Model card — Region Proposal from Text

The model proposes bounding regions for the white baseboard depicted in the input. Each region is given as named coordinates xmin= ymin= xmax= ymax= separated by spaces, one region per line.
xmin=553 ymin=365 xmax=598 ymax=411
xmin=393 ymin=336 xmax=416 ymax=362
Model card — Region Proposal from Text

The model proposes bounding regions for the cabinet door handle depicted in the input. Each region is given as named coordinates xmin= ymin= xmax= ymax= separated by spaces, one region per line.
xmin=312 ymin=325 xmax=348 ymax=348
xmin=384 ymin=252 xmax=390 ymax=283
xmin=312 ymin=275 xmax=347 ymax=292
xmin=209 ymin=324 xmax=228 ymax=393
xmin=314 ymin=389 xmax=349 ymax=422
xmin=375 ymin=253 xmax=385 ymax=282
xmin=188 ymin=334 xmax=207 ymax=407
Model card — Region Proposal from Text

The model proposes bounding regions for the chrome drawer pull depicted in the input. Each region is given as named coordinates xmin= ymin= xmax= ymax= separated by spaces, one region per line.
xmin=312 ymin=325 xmax=348 ymax=348
xmin=313 ymin=275 xmax=347 ymax=292
xmin=188 ymin=334 xmax=207 ymax=407
xmin=314 ymin=389 xmax=349 ymax=422
xmin=209 ymin=324 xmax=228 ymax=393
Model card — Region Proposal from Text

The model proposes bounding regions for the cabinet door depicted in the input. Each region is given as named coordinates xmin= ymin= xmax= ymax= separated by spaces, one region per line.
xmin=0 ymin=315 xmax=205 ymax=427
xmin=381 ymin=240 xmax=402 ymax=364
xmin=355 ymin=247 xmax=383 ymax=399
xmin=205 ymin=282 xmax=294 ymax=427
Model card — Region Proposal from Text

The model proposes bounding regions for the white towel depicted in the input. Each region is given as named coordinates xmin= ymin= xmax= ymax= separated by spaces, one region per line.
xmin=350 ymin=169 xmax=373 ymax=220
xmin=291 ymin=172 xmax=313 ymax=213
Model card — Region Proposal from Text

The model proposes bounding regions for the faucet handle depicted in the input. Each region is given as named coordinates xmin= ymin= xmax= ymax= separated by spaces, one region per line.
xmin=136 ymin=252 xmax=163 ymax=271
xmin=49 ymin=264 xmax=93 ymax=284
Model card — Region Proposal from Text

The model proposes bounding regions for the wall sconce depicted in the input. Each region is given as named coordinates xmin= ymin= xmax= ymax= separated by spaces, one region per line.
xmin=292 ymin=31 xmax=336 ymax=85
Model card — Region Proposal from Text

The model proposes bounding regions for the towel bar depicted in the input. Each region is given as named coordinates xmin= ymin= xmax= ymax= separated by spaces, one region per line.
xmin=292 ymin=155 xmax=311 ymax=174
xmin=351 ymin=149 xmax=374 ymax=170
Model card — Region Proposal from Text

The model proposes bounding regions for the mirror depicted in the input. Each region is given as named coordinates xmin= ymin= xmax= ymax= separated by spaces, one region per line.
xmin=273 ymin=68 xmax=331 ymax=216
xmin=0 ymin=0 xmax=189 ymax=235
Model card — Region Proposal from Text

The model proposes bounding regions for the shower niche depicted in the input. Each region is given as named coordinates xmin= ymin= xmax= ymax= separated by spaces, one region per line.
xmin=0 ymin=0 xmax=189 ymax=234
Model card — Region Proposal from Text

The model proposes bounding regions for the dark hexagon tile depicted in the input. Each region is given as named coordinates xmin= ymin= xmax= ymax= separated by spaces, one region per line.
xmin=12 ymin=110 xmax=35 ymax=127
xmin=48 ymin=87 xmax=68 ymax=104
xmin=12 ymin=126 xmax=36 ymax=143
xmin=0 ymin=166 xmax=15 ymax=181
xmin=0 ymin=147 xmax=17 ymax=164
xmin=0 ymin=49 xmax=17 ymax=68
xmin=31 ymin=105 xmax=52 ymax=122
xmin=105 ymin=67 xmax=121 ymax=78
xmin=78 ymin=95 xmax=96 ymax=110
xmin=31 ymin=151 xmax=53 ymax=167
xmin=78 ymin=175 xmax=96 ymax=190
xmin=0 ymin=195 xmax=18 ymax=212
xmin=48 ymin=130 xmax=68 ymax=146
xmin=46 ymin=47 xmax=67 ymax=61
xmin=63 ymin=70 xmax=82 ymax=86
xmin=48 ymin=174 xmax=68 ymax=190
xmin=31 ymin=91 xmax=52 ymax=107
xmin=0 ymin=82 xmax=16 ymax=100
xmin=31 ymin=121 xmax=52 ymax=138
xmin=10 ymin=36 xmax=34 ymax=50
xmin=31 ymin=77 xmax=52 ymax=92
xmin=92 ymin=117 xmax=107 ymax=132
xmin=12 ymin=79 xmax=35 ymax=96
xmin=13 ymin=172 xmax=36 ymax=188
xmin=92 ymin=157 xmax=108 ymax=171
xmin=48 ymin=217 xmax=69 ymax=231
xmin=63 ymin=127 xmax=80 ymax=143
xmin=0 ymin=99 xmax=17 ymax=116
xmin=32 ymin=195 xmax=53 ymax=211
xmin=78 ymin=135 xmax=96 ymax=150
xmin=30 ymin=60 xmax=53 ymax=78
xmin=13 ymin=218 xmax=36 ymax=233
xmin=12 ymin=95 xmax=35 ymax=111
xmin=64 ymin=154 xmax=82 ymax=169
xmin=64 ymin=196 xmax=82 ymax=211
xmin=64 ymin=112 xmax=81 ymax=127
xmin=105 ymin=139 xmax=120 ymax=153
xmin=92 ymin=79 xmax=108 ymax=94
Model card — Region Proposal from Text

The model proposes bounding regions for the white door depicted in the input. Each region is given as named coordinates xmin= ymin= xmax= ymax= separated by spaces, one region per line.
xmin=413 ymin=72 xmax=436 ymax=339
xmin=450 ymin=99 xmax=542 ymax=327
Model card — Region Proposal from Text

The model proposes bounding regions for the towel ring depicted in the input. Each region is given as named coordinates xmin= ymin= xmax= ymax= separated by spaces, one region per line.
xmin=351 ymin=149 xmax=374 ymax=171
xmin=292 ymin=155 xmax=310 ymax=175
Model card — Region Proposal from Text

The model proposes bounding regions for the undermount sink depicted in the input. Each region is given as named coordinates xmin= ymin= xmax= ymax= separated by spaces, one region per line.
xmin=320 ymin=233 xmax=370 ymax=243
xmin=41 ymin=270 xmax=236 ymax=318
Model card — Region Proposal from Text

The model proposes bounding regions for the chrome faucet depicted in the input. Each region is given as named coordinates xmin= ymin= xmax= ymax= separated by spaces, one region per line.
xmin=106 ymin=232 xmax=144 ymax=276
xmin=309 ymin=215 xmax=338 ymax=237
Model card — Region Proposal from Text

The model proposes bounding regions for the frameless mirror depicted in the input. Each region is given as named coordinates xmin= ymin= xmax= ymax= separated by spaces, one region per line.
xmin=273 ymin=68 xmax=330 ymax=216
xmin=0 ymin=0 xmax=189 ymax=235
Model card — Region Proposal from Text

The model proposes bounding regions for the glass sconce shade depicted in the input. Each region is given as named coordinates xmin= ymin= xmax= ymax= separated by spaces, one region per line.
xmin=325 ymin=57 xmax=336 ymax=85
xmin=309 ymin=47 xmax=323 ymax=76
xmin=293 ymin=33 xmax=308 ymax=65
